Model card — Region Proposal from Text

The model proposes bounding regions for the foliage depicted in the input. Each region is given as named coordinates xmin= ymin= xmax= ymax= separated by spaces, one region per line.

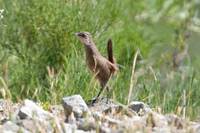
xmin=0 ymin=0 xmax=200 ymax=119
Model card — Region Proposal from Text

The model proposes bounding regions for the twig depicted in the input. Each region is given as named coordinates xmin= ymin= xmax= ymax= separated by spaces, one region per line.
xmin=149 ymin=66 xmax=157 ymax=81
xmin=127 ymin=49 xmax=140 ymax=105
xmin=183 ymin=89 xmax=186 ymax=119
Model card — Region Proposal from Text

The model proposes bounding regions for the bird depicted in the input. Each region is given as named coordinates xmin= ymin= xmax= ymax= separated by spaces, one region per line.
xmin=75 ymin=32 xmax=118 ymax=103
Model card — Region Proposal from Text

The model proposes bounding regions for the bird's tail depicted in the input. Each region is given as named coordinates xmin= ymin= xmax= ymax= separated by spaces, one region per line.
xmin=107 ymin=39 xmax=114 ymax=64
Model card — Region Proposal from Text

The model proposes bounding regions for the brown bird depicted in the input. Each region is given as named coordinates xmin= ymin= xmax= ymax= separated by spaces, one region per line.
xmin=75 ymin=32 xmax=118 ymax=103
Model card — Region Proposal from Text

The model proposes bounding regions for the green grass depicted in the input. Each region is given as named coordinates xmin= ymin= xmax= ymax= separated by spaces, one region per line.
xmin=0 ymin=0 xmax=200 ymax=119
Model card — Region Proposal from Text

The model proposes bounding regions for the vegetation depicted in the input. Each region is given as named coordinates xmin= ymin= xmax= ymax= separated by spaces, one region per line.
xmin=0 ymin=0 xmax=200 ymax=119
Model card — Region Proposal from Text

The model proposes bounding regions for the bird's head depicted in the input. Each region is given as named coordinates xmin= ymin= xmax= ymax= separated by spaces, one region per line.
xmin=75 ymin=32 xmax=93 ymax=45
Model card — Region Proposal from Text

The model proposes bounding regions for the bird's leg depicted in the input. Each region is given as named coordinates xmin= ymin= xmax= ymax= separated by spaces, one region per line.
xmin=92 ymin=87 xmax=104 ymax=104
xmin=106 ymin=86 xmax=110 ymax=103
xmin=105 ymin=75 xmax=113 ymax=103
xmin=92 ymin=86 xmax=111 ymax=104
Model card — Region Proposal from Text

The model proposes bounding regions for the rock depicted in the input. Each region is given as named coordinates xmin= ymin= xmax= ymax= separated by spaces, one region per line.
xmin=146 ymin=112 xmax=168 ymax=128
xmin=189 ymin=122 xmax=200 ymax=132
xmin=17 ymin=117 xmax=63 ymax=133
xmin=92 ymin=111 xmax=121 ymax=125
xmin=67 ymin=112 xmax=76 ymax=124
xmin=62 ymin=95 xmax=89 ymax=119
xmin=123 ymin=116 xmax=146 ymax=130
xmin=0 ymin=99 xmax=13 ymax=124
xmin=76 ymin=130 xmax=95 ymax=133
xmin=63 ymin=123 xmax=77 ymax=132
xmin=49 ymin=105 xmax=65 ymax=116
xmin=77 ymin=117 xmax=97 ymax=131
xmin=99 ymin=126 xmax=112 ymax=133
xmin=77 ymin=116 xmax=112 ymax=133
xmin=18 ymin=99 xmax=53 ymax=120
xmin=152 ymin=127 xmax=171 ymax=133
xmin=0 ymin=121 xmax=30 ymax=133
xmin=49 ymin=105 xmax=66 ymax=123
xmin=0 ymin=99 xmax=4 ymax=112
xmin=165 ymin=114 xmax=185 ymax=129
xmin=88 ymin=98 xmax=119 ymax=113
xmin=103 ymin=105 xmax=137 ymax=118
xmin=63 ymin=123 xmax=94 ymax=133
xmin=92 ymin=111 xmax=125 ymax=132
xmin=17 ymin=119 xmax=37 ymax=132
xmin=1 ymin=95 xmax=200 ymax=133
xmin=128 ymin=101 xmax=151 ymax=116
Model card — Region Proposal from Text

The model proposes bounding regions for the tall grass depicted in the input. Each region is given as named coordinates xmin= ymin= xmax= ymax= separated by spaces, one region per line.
xmin=0 ymin=0 xmax=200 ymax=119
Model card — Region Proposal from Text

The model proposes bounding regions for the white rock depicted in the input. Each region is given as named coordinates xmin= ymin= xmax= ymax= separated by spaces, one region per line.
xmin=62 ymin=95 xmax=89 ymax=119
xmin=188 ymin=122 xmax=200 ymax=133
xmin=18 ymin=99 xmax=53 ymax=120
xmin=152 ymin=127 xmax=171 ymax=133
xmin=63 ymin=123 xmax=93 ymax=133
xmin=63 ymin=123 xmax=77 ymax=133
xmin=0 ymin=121 xmax=30 ymax=133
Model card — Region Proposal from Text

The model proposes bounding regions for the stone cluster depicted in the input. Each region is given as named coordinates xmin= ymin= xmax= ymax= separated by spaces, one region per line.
xmin=0 ymin=95 xmax=199 ymax=133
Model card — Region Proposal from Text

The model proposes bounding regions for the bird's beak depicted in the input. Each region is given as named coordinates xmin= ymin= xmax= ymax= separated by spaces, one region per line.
xmin=75 ymin=32 xmax=80 ymax=37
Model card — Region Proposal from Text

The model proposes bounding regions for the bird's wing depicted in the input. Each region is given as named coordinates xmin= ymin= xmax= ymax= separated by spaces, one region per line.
xmin=107 ymin=60 xmax=118 ymax=73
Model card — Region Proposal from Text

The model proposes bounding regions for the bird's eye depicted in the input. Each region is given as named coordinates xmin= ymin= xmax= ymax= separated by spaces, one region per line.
xmin=79 ymin=33 xmax=86 ymax=38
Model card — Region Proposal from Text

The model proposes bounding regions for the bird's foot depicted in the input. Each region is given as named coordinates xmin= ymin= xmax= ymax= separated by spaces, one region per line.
xmin=91 ymin=98 xmax=97 ymax=104
xmin=87 ymin=97 xmax=99 ymax=106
